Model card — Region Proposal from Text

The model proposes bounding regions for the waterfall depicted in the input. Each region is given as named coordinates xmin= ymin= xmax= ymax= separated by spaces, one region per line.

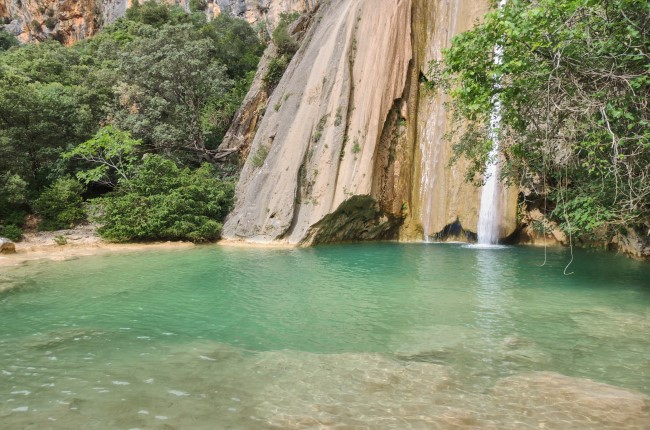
xmin=477 ymin=0 xmax=507 ymax=245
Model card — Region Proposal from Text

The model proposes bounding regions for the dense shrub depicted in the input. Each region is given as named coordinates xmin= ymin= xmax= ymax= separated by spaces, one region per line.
xmin=263 ymin=55 xmax=289 ymax=89
xmin=94 ymin=156 xmax=234 ymax=242
xmin=272 ymin=12 xmax=299 ymax=56
xmin=0 ymin=224 xmax=23 ymax=241
xmin=0 ymin=29 xmax=19 ymax=51
xmin=34 ymin=178 xmax=86 ymax=231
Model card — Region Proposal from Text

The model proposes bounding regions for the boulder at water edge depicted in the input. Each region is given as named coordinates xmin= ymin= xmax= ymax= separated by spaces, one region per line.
xmin=0 ymin=237 xmax=16 ymax=254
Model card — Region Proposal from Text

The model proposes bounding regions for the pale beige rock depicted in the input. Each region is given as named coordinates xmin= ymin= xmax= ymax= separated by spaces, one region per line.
xmin=223 ymin=0 xmax=413 ymax=244
xmin=0 ymin=237 xmax=15 ymax=254
xmin=225 ymin=0 xmax=520 ymax=245
xmin=610 ymin=225 xmax=650 ymax=260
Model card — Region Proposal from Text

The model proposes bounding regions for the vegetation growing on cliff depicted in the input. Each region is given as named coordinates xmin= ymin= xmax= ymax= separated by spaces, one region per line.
xmin=0 ymin=3 xmax=263 ymax=241
xmin=435 ymin=0 xmax=649 ymax=243
xmin=264 ymin=12 xmax=300 ymax=89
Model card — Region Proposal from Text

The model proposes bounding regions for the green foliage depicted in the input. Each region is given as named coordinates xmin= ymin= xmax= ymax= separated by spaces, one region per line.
xmin=437 ymin=0 xmax=650 ymax=239
xmin=65 ymin=125 xmax=141 ymax=187
xmin=0 ymin=29 xmax=19 ymax=52
xmin=205 ymin=14 xmax=264 ymax=79
xmin=0 ymin=224 xmax=23 ymax=241
xmin=93 ymin=155 xmax=234 ymax=242
xmin=125 ymin=0 xmax=170 ymax=27
xmin=44 ymin=17 xmax=56 ymax=30
xmin=264 ymin=55 xmax=289 ymax=89
xmin=334 ymin=107 xmax=343 ymax=127
xmin=30 ymin=19 xmax=41 ymax=33
xmin=264 ymin=12 xmax=300 ymax=90
xmin=0 ymin=4 xmax=261 ymax=242
xmin=112 ymin=24 xmax=234 ymax=163
xmin=312 ymin=114 xmax=329 ymax=143
xmin=34 ymin=178 xmax=86 ymax=231
xmin=272 ymin=12 xmax=300 ymax=56
xmin=189 ymin=0 xmax=207 ymax=12
xmin=251 ymin=145 xmax=269 ymax=168
xmin=54 ymin=234 xmax=67 ymax=245
xmin=0 ymin=173 xmax=27 ymax=208
xmin=0 ymin=70 xmax=92 ymax=193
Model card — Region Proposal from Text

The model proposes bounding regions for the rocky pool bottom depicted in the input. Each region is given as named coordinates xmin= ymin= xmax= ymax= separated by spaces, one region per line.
xmin=1 ymin=243 xmax=649 ymax=429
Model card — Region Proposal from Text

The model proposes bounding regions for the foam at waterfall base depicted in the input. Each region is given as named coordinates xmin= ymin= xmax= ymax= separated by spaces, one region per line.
xmin=464 ymin=243 xmax=510 ymax=250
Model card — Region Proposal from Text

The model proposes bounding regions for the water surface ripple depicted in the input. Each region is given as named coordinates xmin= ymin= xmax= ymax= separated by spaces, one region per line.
xmin=1 ymin=243 xmax=649 ymax=429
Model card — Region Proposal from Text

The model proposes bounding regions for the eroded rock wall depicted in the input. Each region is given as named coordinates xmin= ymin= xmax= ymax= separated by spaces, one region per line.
xmin=223 ymin=0 xmax=412 ymax=244
xmin=224 ymin=0 xmax=517 ymax=244
xmin=1 ymin=0 xmax=104 ymax=44
xmin=224 ymin=0 xmax=520 ymax=245
xmin=0 ymin=0 xmax=319 ymax=45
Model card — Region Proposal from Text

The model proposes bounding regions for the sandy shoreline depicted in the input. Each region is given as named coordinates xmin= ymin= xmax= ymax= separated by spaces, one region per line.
xmin=0 ymin=240 xmax=197 ymax=268
xmin=0 ymin=224 xmax=301 ymax=269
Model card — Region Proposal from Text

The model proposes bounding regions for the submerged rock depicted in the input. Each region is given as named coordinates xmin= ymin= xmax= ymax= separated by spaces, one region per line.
xmin=0 ymin=237 xmax=16 ymax=254
xmin=491 ymin=372 xmax=650 ymax=428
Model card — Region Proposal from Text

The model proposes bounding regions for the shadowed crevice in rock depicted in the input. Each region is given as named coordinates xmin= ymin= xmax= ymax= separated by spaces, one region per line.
xmin=300 ymin=195 xmax=402 ymax=246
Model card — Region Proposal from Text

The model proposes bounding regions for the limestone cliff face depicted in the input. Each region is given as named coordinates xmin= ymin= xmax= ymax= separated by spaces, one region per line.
xmin=0 ymin=0 xmax=319 ymax=45
xmin=1 ymin=0 xmax=105 ymax=44
xmin=224 ymin=0 xmax=412 ymax=244
xmin=223 ymin=0 xmax=518 ymax=245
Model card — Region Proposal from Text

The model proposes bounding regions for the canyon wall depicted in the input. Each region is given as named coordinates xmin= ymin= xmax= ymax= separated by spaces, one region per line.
xmin=223 ymin=0 xmax=412 ymax=244
xmin=0 ymin=0 xmax=319 ymax=44
xmin=223 ymin=0 xmax=518 ymax=245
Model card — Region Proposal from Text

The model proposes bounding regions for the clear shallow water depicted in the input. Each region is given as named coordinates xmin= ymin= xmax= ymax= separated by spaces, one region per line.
xmin=1 ymin=243 xmax=650 ymax=429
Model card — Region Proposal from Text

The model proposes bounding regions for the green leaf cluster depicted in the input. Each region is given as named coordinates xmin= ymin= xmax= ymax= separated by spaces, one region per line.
xmin=93 ymin=156 xmax=234 ymax=243
xmin=0 ymin=4 xmax=262 ymax=238
xmin=264 ymin=12 xmax=300 ymax=89
xmin=34 ymin=178 xmax=86 ymax=231
xmin=436 ymin=0 xmax=650 ymax=240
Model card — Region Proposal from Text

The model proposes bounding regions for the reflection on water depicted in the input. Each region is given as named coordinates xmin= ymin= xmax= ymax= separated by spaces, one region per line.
xmin=474 ymin=248 xmax=514 ymax=369
xmin=1 ymin=243 xmax=650 ymax=429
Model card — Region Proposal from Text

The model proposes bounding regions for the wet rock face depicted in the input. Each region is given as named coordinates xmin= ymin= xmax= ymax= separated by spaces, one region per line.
xmin=0 ymin=0 xmax=319 ymax=45
xmin=609 ymin=225 xmax=650 ymax=261
xmin=301 ymin=195 xmax=402 ymax=246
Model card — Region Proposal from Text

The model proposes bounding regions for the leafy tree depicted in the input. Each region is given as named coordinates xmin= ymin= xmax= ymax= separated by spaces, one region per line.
xmin=0 ymin=4 xmax=260 ymax=241
xmin=436 ymin=0 xmax=650 ymax=239
xmin=263 ymin=12 xmax=300 ymax=90
xmin=204 ymin=14 xmax=264 ymax=79
xmin=112 ymin=24 xmax=233 ymax=163
xmin=0 ymin=71 xmax=88 ymax=192
xmin=65 ymin=125 xmax=142 ymax=187
xmin=0 ymin=29 xmax=19 ymax=52
xmin=125 ymin=0 xmax=170 ymax=27
xmin=92 ymin=155 xmax=234 ymax=242
xmin=34 ymin=178 xmax=85 ymax=231
xmin=0 ymin=40 xmax=82 ymax=85
xmin=0 ymin=173 xmax=28 ymax=240
xmin=272 ymin=12 xmax=300 ymax=56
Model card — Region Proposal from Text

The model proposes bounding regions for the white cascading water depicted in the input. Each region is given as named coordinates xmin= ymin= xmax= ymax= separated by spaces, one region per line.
xmin=477 ymin=0 xmax=507 ymax=245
